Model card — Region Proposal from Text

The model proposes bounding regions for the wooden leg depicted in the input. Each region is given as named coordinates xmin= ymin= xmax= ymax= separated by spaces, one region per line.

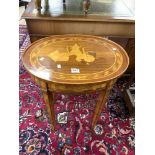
xmin=125 ymin=71 xmax=135 ymax=89
xmin=92 ymin=82 xmax=112 ymax=129
xmin=40 ymin=81 xmax=56 ymax=130
xmin=125 ymin=38 xmax=135 ymax=73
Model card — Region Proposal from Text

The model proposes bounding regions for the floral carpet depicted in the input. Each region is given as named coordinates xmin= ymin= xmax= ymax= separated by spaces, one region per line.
xmin=19 ymin=25 xmax=135 ymax=155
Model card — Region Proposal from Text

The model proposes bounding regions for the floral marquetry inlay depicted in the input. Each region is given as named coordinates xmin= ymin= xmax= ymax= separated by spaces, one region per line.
xmin=23 ymin=34 xmax=129 ymax=84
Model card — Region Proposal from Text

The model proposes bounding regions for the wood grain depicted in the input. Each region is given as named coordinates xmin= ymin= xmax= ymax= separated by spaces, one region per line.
xmin=23 ymin=0 xmax=134 ymax=21
xmin=23 ymin=34 xmax=129 ymax=84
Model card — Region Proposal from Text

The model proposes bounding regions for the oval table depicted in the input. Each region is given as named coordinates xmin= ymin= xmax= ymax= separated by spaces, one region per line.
xmin=22 ymin=34 xmax=129 ymax=130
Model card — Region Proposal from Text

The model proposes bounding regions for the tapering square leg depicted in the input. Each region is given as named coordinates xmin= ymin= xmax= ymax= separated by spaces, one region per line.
xmin=92 ymin=82 xmax=112 ymax=128
xmin=40 ymin=81 xmax=56 ymax=131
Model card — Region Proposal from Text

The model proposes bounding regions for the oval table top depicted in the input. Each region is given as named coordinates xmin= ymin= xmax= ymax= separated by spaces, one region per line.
xmin=23 ymin=34 xmax=129 ymax=84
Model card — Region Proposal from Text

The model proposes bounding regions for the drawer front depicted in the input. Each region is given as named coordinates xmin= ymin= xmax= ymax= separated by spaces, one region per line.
xmin=30 ymin=71 xmax=117 ymax=93
xmin=47 ymin=81 xmax=112 ymax=93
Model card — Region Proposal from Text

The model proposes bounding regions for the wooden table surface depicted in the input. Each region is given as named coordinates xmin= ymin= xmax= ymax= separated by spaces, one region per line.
xmin=23 ymin=34 xmax=129 ymax=130
xmin=23 ymin=34 xmax=129 ymax=84
xmin=23 ymin=0 xmax=134 ymax=21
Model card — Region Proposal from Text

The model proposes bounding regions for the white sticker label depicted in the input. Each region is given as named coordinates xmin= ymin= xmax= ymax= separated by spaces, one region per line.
xmin=112 ymin=48 xmax=117 ymax=51
xmin=57 ymin=64 xmax=61 ymax=69
xmin=71 ymin=68 xmax=80 ymax=73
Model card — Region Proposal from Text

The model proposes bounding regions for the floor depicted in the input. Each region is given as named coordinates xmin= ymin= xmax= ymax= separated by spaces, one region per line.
xmin=19 ymin=6 xmax=26 ymax=25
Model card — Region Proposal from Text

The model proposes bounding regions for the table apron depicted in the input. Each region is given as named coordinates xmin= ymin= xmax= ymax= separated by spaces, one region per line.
xmin=31 ymin=75 xmax=117 ymax=93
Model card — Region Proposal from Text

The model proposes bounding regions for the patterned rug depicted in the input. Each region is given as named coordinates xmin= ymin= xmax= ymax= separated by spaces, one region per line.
xmin=19 ymin=25 xmax=135 ymax=155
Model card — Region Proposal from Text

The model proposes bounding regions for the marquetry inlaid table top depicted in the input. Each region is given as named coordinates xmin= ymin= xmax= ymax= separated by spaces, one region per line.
xmin=23 ymin=35 xmax=129 ymax=84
